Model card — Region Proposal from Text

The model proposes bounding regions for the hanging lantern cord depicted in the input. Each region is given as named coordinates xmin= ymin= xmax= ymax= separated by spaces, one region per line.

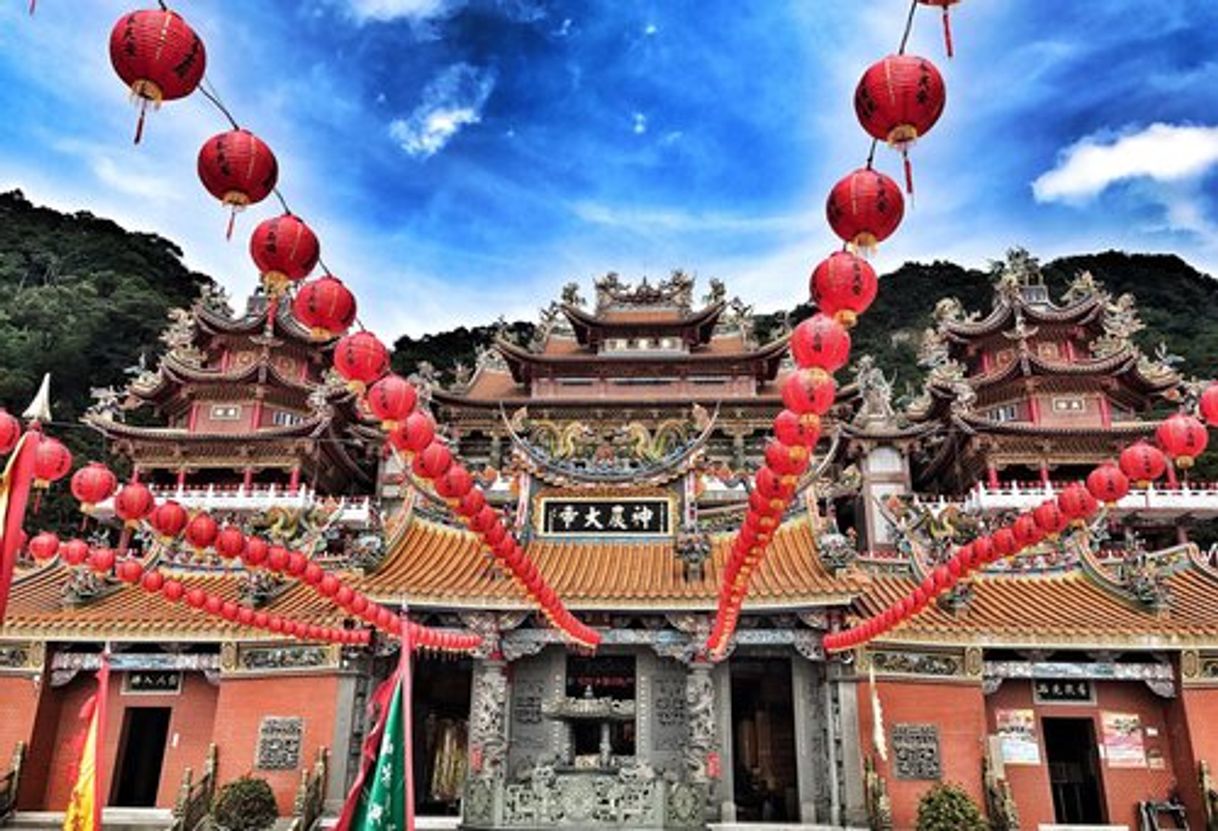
xmin=198 ymin=78 xmax=240 ymax=131
xmin=897 ymin=0 xmax=919 ymax=55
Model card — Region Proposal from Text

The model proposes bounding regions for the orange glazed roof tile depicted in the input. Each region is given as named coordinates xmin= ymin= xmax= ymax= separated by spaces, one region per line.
xmin=854 ymin=567 xmax=1218 ymax=648
xmin=356 ymin=515 xmax=864 ymax=610
xmin=1 ymin=562 xmax=345 ymax=641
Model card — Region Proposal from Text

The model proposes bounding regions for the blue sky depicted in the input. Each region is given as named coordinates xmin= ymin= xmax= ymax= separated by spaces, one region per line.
xmin=2 ymin=1 xmax=1218 ymax=337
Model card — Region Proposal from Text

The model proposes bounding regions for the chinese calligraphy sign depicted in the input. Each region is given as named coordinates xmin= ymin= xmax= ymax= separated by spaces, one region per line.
xmin=540 ymin=497 xmax=671 ymax=536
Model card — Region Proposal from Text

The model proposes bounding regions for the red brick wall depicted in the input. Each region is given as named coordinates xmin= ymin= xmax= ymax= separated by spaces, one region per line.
xmin=209 ymin=674 xmax=341 ymax=814
xmin=986 ymin=679 xmax=1180 ymax=829
xmin=0 ymin=674 xmax=42 ymax=765
xmin=37 ymin=670 xmax=218 ymax=809
xmin=856 ymin=678 xmax=988 ymax=829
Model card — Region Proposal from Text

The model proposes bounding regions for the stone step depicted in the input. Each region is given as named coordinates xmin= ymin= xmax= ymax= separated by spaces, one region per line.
xmin=8 ymin=809 xmax=174 ymax=831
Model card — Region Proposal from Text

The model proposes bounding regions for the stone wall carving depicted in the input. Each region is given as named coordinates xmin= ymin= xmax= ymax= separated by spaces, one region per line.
xmin=861 ymin=647 xmax=965 ymax=678
xmin=891 ymin=724 xmax=941 ymax=781
xmin=507 ymin=653 xmax=556 ymax=777
xmin=684 ymin=663 xmax=715 ymax=783
xmin=255 ymin=716 xmax=303 ymax=770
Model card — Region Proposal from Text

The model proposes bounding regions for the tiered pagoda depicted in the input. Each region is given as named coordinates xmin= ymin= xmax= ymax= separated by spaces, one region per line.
xmin=85 ymin=289 xmax=380 ymax=522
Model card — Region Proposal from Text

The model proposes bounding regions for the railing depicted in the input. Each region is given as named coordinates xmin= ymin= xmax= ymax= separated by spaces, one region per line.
xmin=289 ymin=748 xmax=329 ymax=831
xmin=0 ymin=742 xmax=25 ymax=826
xmin=964 ymin=480 xmax=1218 ymax=516
xmin=169 ymin=744 xmax=217 ymax=831
xmin=93 ymin=485 xmax=374 ymax=526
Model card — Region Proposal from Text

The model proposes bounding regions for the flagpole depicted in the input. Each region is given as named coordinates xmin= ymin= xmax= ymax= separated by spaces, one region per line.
xmin=399 ymin=608 xmax=415 ymax=831
xmin=94 ymin=646 xmax=111 ymax=831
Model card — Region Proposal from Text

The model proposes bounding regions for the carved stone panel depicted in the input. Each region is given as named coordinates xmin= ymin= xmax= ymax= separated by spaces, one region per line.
xmin=508 ymin=650 xmax=556 ymax=778
xmin=255 ymin=716 xmax=303 ymax=771
xmin=891 ymin=724 xmax=941 ymax=781
xmin=650 ymin=657 xmax=687 ymax=775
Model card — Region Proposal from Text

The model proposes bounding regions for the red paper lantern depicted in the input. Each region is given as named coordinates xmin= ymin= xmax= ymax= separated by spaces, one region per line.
xmin=435 ymin=465 xmax=472 ymax=501
xmin=254 ymin=612 xmax=269 ymax=628
xmin=117 ymin=559 xmax=144 ymax=583
xmin=366 ymin=374 xmax=417 ymax=429
xmin=1057 ymin=484 xmax=1098 ymax=522
xmin=70 ymin=462 xmax=118 ymax=514
xmin=350 ymin=594 xmax=369 ymax=615
xmin=414 ymin=442 xmax=453 ymax=480
xmin=391 ymin=411 xmax=436 ymax=455
xmin=285 ymin=550 xmax=308 ymax=577
xmin=249 ymin=214 xmax=320 ymax=295
xmin=0 ymin=409 xmax=20 ymax=455
xmin=215 ymin=526 xmax=247 ymax=560
xmin=917 ymin=0 xmax=962 ymax=57
xmin=790 ymin=314 xmax=851 ymax=373
xmin=810 ymin=251 xmax=878 ymax=328
xmin=826 ymin=168 xmax=904 ymax=253
xmin=243 ymin=536 xmax=269 ymax=567
xmin=32 ymin=438 xmax=72 ymax=487
xmin=1200 ymin=383 xmax=1218 ymax=427
xmin=267 ymin=615 xmax=284 ymax=633
xmin=319 ymin=574 xmax=340 ymax=597
xmin=335 ymin=586 xmax=355 ymax=608
xmin=764 ymin=440 xmax=809 ymax=478
xmin=334 ymin=331 xmax=390 ymax=390
xmin=293 ymin=275 xmax=357 ymax=340
xmin=1120 ymin=440 xmax=1167 ymax=487
xmin=1033 ymin=501 xmax=1068 ymax=536
xmin=185 ymin=587 xmax=206 ymax=608
xmin=237 ymin=607 xmax=255 ymax=626
xmin=1086 ymin=462 xmax=1130 ymax=505
xmin=141 ymin=570 xmax=165 ymax=593
xmin=303 ymin=562 xmax=324 ymax=585
xmin=204 ymin=595 xmax=223 ymax=615
xmin=456 ymin=488 xmax=487 ymax=518
xmin=781 ymin=369 xmax=837 ymax=416
xmin=149 ymin=500 xmax=189 ymax=540
xmin=197 ymin=129 xmax=279 ymax=239
xmin=28 ymin=531 xmax=59 ymax=561
xmin=90 ymin=547 xmax=116 ymax=574
xmin=108 ymin=9 xmax=206 ymax=143
xmin=1156 ymin=413 xmax=1210 ymax=469
xmin=184 ymin=512 xmax=219 ymax=551
xmin=854 ymin=55 xmax=946 ymax=193
xmin=754 ymin=467 xmax=795 ymax=503
xmin=114 ymin=482 xmax=155 ymax=527
xmin=1011 ymin=514 xmax=1041 ymax=549
xmin=992 ymin=527 xmax=1017 ymax=558
xmin=470 ymin=506 xmax=499 ymax=536
xmin=773 ymin=409 xmax=821 ymax=449
xmin=61 ymin=539 xmax=90 ymax=566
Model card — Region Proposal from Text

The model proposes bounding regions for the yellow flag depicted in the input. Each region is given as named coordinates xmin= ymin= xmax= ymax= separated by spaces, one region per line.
xmin=62 ymin=702 xmax=98 ymax=831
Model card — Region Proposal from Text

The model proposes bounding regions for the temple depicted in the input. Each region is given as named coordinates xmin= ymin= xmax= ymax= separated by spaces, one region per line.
xmin=4 ymin=252 xmax=1218 ymax=831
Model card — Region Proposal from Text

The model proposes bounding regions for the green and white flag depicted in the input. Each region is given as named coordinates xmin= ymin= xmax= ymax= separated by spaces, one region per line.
xmin=337 ymin=677 xmax=407 ymax=831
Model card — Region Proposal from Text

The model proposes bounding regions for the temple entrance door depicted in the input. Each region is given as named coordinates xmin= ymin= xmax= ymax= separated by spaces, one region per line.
xmin=730 ymin=658 xmax=798 ymax=822
xmin=411 ymin=656 xmax=472 ymax=817
xmin=110 ymin=707 xmax=171 ymax=807
xmin=1043 ymin=717 xmax=1106 ymax=825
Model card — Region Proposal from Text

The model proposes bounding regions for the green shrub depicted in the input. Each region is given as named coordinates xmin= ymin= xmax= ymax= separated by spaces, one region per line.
xmin=212 ymin=776 xmax=278 ymax=831
xmin=915 ymin=783 xmax=988 ymax=831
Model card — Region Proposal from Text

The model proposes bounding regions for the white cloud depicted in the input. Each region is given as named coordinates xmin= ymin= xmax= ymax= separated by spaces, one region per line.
xmin=389 ymin=63 xmax=496 ymax=158
xmin=1033 ymin=123 xmax=1218 ymax=203
xmin=343 ymin=0 xmax=464 ymax=23
xmin=632 ymin=112 xmax=647 ymax=135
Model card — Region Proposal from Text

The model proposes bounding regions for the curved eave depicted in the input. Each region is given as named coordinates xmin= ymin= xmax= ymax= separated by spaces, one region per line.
xmin=85 ymin=412 xmax=331 ymax=442
xmin=941 ymin=294 xmax=1103 ymax=340
xmin=195 ymin=301 xmax=324 ymax=345
xmin=561 ymin=302 xmax=726 ymax=346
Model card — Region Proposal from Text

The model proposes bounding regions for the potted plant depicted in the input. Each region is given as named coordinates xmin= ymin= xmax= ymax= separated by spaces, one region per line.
xmin=915 ymin=783 xmax=988 ymax=831
xmin=212 ymin=776 xmax=278 ymax=831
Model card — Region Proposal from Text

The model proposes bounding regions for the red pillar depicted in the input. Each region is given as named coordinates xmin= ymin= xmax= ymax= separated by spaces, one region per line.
xmin=176 ymin=468 xmax=187 ymax=490
xmin=1098 ymin=395 xmax=1112 ymax=429
xmin=1039 ymin=461 xmax=1051 ymax=487
xmin=289 ymin=466 xmax=301 ymax=494
xmin=243 ymin=467 xmax=254 ymax=490
xmin=987 ymin=463 xmax=1000 ymax=489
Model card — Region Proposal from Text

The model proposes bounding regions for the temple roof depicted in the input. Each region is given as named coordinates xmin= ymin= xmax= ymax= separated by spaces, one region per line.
xmin=359 ymin=515 xmax=862 ymax=611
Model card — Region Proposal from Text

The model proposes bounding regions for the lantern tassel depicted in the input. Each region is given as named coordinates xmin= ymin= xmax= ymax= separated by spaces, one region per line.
xmin=29 ymin=0 xmax=35 ymax=14
xmin=903 ymin=151 xmax=914 ymax=199
xmin=225 ymin=208 xmax=236 ymax=241
xmin=117 ymin=526 xmax=132 ymax=556
xmin=942 ymin=8 xmax=954 ymax=59
xmin=134 ymin=99 xmax=148 ymax=145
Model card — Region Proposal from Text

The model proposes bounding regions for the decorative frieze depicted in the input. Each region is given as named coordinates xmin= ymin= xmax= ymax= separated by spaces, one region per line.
xmin=0 ymin=641 xmax=43 ymax=673
xmin=859 ymin=647 xmax=968 ymax=679
xmin=984 ymin=659 xmax=1175 ymax=698
xmin=221 ymin=643 xmax=338 ymax=674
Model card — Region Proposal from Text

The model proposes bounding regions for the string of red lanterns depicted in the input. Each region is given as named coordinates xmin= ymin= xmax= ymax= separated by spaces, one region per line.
xmin=822 ymin=403 xmax=1217 ymax=653
xmin=707 ymin=0 xmax=950 ymax=659
xmin=324 ymin=337 xmax=601 ymax=649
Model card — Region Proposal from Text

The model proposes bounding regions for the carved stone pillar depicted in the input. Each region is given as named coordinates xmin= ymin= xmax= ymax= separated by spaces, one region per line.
xmin=468 ymin=658 xmax=509 ymax=779
xmin=685 ymin=659 xmax=715 ymax=783
xmin=712 ymin=662 xmax=735 ymax=823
